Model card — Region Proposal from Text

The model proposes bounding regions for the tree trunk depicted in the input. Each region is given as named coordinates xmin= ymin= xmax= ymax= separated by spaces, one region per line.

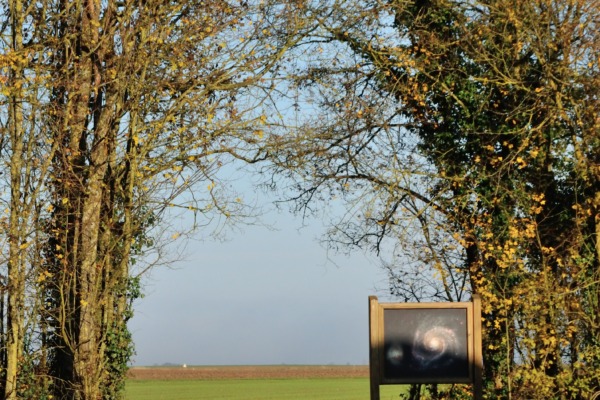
xmin=75 ymin=169 xmax=106 ymax=400
xmin=5 ymin=0 xmax=26 ymax=397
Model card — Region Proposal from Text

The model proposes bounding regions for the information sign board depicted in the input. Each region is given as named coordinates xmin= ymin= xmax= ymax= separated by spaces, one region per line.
xmin=369 ymin=296 xmax=482 ymax=399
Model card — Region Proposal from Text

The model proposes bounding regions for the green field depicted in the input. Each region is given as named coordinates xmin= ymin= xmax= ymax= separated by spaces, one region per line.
xmin=126 ymin=378 xmax=405 ymax=400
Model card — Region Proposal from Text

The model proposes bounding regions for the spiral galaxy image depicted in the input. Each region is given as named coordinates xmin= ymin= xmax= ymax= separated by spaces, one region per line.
xmin=383 ymin=308 xmax=469 ymax=381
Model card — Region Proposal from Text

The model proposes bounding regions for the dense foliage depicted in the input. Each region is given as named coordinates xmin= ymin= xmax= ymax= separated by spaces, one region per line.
xmin=268 ymin=0 xmax=599 ymax=398
xmin=1 ymin=0 xmax=304 ymax=398
xmin=2 ymin=0 xmax=598 ymax=398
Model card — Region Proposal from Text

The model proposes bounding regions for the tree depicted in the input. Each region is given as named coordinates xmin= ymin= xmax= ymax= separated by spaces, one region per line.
xmin=269 ymin=0 xmax=599 ymax=398
xmin=1 ymin=0 xmax=306 ymax=398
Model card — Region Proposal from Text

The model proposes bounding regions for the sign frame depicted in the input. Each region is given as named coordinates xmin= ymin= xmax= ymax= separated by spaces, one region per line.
xmin=369 ymin=295 xmax=482 ymax=400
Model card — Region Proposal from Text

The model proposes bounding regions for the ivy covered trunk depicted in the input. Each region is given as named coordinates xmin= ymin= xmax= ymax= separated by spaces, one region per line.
xmin=42 ymin=0 xmax=118 ymax=397
xmin=73 ymin=129 xmax=108 ymax=399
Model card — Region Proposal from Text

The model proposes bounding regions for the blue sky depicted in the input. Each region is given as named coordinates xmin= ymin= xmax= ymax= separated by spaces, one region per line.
xmin=129 ymin=205 xmax=392 ymax=366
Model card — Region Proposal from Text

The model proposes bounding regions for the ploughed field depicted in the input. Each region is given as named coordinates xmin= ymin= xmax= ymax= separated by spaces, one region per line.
xmin=127 ymin=365 xmax=369 ymax=380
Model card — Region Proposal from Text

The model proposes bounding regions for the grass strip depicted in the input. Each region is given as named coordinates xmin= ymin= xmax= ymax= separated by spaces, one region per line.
xmin=126 ymin=378 xmax=405 ymax=400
